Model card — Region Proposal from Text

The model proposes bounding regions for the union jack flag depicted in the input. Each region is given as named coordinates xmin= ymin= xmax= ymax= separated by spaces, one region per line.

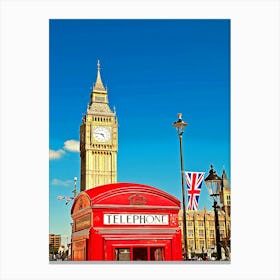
xmin=184 ymin=171 xmax=205 ymax=210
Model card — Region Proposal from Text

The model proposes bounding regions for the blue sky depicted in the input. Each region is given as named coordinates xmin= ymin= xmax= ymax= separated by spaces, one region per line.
xmin=49 ymin=19 xmax=230 ymax=242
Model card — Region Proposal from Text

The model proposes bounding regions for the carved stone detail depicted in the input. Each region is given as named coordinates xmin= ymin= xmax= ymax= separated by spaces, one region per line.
xmin=88 ymin=103 xmax=114 ymax=115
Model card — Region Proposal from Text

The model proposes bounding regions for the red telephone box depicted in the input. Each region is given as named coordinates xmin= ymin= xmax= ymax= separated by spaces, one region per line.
xmin=71 ymin=182 xmax=182 ymax=261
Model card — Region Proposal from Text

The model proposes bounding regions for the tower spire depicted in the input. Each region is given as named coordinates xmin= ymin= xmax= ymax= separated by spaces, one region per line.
xmin=93 ymin=59 xmax=106 ymax=92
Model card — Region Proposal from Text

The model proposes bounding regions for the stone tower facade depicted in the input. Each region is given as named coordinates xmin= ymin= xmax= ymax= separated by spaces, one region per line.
xmin=80 ymin=60 xmax=118 ymax=191
xmin=220 ymin=169 xmax=231 ymax=218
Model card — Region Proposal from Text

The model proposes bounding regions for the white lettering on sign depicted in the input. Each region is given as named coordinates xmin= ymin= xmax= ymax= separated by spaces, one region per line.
xmin=103 ymin=214 xmax=169 ymax=225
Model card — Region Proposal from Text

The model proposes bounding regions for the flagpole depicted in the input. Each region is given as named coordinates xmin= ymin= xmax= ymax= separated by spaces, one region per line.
xmin=173 ymin=113 xmax=188 ymax=261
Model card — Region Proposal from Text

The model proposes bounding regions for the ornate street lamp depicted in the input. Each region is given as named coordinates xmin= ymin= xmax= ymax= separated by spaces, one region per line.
xmin=204 ymin=165 xmax=222 ymax=260
xmin=173 ymin=113 xmax=188 ymax=260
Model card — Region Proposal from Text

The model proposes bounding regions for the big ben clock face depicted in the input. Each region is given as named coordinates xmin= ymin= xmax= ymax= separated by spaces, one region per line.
xmin=92 ymin=126 xmax=111 ymax=142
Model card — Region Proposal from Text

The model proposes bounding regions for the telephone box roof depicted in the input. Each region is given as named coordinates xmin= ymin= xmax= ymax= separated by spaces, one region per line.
xmin=71 ymin=182 xmax=180 ymax=213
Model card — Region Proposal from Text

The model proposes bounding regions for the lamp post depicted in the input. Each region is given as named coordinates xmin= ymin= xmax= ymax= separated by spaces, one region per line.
xmin=72 ymin=177 xmax=77 ymax=198
xmin=57 ymin=177 xmax=78 ymax=261
xmin=204 ymin=165 xmax=222 ymax=260
xmin=57 ymin=177 xmax=78 ymax=205
xmin=173 ymin=113 xmax=188 ymax=260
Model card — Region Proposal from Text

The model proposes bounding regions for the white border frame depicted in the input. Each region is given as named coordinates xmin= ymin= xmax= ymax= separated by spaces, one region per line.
xmin=0 ymin=0 xmax=279 ymax=279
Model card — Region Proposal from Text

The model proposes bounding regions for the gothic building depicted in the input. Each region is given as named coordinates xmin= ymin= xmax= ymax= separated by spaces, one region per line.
xmin=80 ymin=61 xmax=118 ymax=191
xmin=179 ymin=169 xmax=231 ymax=259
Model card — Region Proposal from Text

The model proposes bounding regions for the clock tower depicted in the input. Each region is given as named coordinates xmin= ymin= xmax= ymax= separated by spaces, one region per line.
xmin=80 ymin=60 xmax=118 ymax=191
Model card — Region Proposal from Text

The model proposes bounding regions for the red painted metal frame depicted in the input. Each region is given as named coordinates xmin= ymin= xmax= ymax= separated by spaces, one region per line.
xmin=107 ymin=239 xmax=170 ymax=261
xmin=71 ymin=182 xmax=183 ymax=261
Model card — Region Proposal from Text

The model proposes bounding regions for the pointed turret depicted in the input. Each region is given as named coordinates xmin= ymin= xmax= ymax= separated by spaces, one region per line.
xmin=222 ymin=169 xmax=228 ymax=180
xmin=93 ymin=60 xmax=106 ymax=92
xmin=220 ymin=169 xmax=231 ymax=217
xmin=221 ymin=169 xmax=229 ymax=190
xmin=87 ymin=59 xmax=114 ymax=116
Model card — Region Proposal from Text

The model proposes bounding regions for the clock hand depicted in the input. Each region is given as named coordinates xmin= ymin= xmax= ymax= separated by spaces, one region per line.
xmin=95 ymin=132 xmax=105 ymax=138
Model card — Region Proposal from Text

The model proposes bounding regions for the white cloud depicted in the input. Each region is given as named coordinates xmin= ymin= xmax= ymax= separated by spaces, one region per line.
xmin=63 ymin=139 xmax=80 ymax=152
xmin=51 ymin=178 xmax=73 ymax=187
xmin=49 ymin=149 xmax=65 ymax=160
xmin=49 ymin=139 xmax=79 ymax=161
